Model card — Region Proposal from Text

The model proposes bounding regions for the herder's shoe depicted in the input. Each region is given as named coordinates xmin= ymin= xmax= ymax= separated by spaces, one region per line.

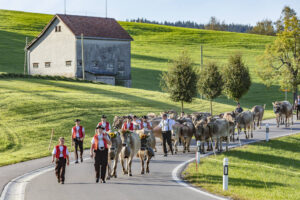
xmin=75 ymin=160 xmax=79 ymax=164
xmin=96 ymin=178 xmax=99 ymax=183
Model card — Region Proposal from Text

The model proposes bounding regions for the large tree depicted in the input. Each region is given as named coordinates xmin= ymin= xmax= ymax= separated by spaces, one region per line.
xmin=258 ymin=6 xmax=300 ymax=102
xmin=223 ymin=54 xmax=251 ymax=102
xmin=160 ymin=50 xmax=198 ymax=112
xmin=198 ymin=63 xmax=223 ymax=115
xmin=250 ymin=19 xmax=276 ymax=36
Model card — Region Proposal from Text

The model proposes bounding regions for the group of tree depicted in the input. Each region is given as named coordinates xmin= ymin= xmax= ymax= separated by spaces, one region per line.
xmin=257 ymin=6 xmax=300 ymax=103
xmin=161 ymin=51 xmax=251 ymax=114
xmin=250 ymin=7 xmax=298 ymax=36
xmin=127 ymin=17 xmax=253 ymax=33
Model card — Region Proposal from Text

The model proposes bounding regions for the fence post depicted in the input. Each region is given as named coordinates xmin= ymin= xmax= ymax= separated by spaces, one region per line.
xmin=266 ymin=123 xmax=269 ymax=142
xmin=223 ymin=158 xmax=228 ymax=191
xmin=195 ymin=140 xmax=201 ymax=171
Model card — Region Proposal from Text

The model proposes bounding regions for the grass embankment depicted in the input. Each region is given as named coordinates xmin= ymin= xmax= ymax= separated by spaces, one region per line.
xmin=183 ymin=134 xmax=300 ymax=200
xmin=0 ymin=9 xmax=294 ymax=112
xmin=0 ymin=78 xmax=236 ymax=166
xmin=0 ymin=10 xmax=294 ymax=166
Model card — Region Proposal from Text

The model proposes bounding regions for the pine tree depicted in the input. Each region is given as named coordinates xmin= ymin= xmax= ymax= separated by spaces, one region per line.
xmin=223 ymin=54 xmax=251 ymax=102
xmin=160 ymin=50 xmax=198 ymax=113
xmin=198 ymin=63 xmax=223 ymax=115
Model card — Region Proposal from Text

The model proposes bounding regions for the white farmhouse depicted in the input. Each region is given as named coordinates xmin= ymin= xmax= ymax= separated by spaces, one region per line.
xmin=26 ymin=14 xmax=133 ymax=87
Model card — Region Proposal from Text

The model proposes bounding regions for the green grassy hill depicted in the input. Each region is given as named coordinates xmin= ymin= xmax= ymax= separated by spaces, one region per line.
xmin=0 ymin=10 xmax=294 ymax=166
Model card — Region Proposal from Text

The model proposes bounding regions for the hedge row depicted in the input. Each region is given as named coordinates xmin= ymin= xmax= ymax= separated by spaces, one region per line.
xmin=0 ymin=73 xmax=105 ymax=84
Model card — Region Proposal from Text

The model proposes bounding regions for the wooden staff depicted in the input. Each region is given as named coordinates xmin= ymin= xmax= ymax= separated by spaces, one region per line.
xmin=48 ymin=128 xmax=54 ymax=151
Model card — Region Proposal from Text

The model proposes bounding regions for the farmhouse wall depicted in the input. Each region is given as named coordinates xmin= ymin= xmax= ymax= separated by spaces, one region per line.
xmin=28 ymin=18 xmax=76 ymax=77
xmin=76 ymin=39 xmax=131 ymax=87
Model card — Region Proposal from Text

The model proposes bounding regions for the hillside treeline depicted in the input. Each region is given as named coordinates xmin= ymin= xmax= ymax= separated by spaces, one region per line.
xmin=127 ymin=16 xmax=253 ymax=33
xmin=127 ymin=6 xmax=298 ymax=36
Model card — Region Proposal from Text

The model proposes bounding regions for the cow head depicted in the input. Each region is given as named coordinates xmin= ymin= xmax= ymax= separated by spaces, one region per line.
xmin=108 ymin=132 xmax=119 ymax=160
xmin=120 ymin=130 xmax=131 ymax=158
xmin=113 ymin=116 xmax=125 ymax=129
xmin=195 ymin=120 xmax=208 ymax=139
xmin=272 ymin=102 xmax=281 ymax=114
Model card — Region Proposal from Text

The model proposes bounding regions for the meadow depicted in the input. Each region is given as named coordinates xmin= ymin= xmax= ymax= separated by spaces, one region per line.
xmin=183 ymin=133 xmax=300 ymax=200
xmin=0 ymin=9 xmax=294 ymax=165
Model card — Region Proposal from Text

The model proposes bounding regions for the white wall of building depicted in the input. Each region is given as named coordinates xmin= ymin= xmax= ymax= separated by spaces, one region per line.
xmin=28 ymin=18 xmax=76 ymax=77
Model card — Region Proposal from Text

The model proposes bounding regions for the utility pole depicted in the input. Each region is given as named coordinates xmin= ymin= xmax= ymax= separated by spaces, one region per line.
xmin=200 ymin=45 xmax=203 ymax=99
xmin=200 ymin=45 xmax=203 ymax=70
xmin=81 ymin=33 xmax=85 ymax=80
xmin=64 ymin=0 xmax=66 ymax=15
xmin=23 ymin=37 xmax=28 ymax=75
xmin=105 ymin=0 xmax=108 ymax=18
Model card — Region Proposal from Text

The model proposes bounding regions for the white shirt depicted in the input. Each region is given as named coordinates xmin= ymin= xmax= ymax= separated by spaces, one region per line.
xmin=159 ymin=119 xmax=175 ymax=131
xmin=142 ymin=121 xmax=152 ymax=130
xmin=52 ymin=146 xmax=70 ymax=157
xmin=91 ymin=134 xmax=111 ymax=149
xmin=132 ymin=120 xmax=141 ymax=130
xmin=100 ymin=122 xmax=111 ymax=132
xmin=71 ymin=126 xmax=85 ymax=137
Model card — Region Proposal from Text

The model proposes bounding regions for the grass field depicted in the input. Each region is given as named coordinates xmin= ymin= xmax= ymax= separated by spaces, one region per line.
xmin=0 ymin=77 xmax=238 ymax=166
xmin=183 ymin=134 xmax=300 ymax=200
xmin=0 ymin=10 xmax=295 ymax=166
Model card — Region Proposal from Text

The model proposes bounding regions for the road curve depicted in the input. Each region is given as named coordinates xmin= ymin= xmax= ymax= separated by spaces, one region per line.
xmin=1 ymin=118 xmax=299 ymax=200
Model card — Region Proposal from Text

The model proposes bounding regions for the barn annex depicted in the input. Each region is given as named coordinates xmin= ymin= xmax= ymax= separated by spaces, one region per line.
xmin=26 ymin=14 xmax=133 ymax=87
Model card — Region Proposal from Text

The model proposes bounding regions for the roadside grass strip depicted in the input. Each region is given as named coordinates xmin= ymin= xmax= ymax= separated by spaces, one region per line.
xmin=183 ymin=134 xmax=300 ymax=200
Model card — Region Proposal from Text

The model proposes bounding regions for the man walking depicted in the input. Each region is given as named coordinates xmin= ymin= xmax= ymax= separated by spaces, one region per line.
xmin=157 ymin=113 xmax=175 ymax=157
xmin=52 ymin=137 xmax=70 ymax=184
xmin=98 ymin=115 xmax=111 ymax=133
xmin=122 ymin=116 xmax=134 ymax=131
xmin=140 ymin=116 xmax=152 ymax=131
xmin=235 ymin=103 xmax=244 ymax=114
xmin=72 ymin=119 xmax=85 ymax=163
xmin=90 ymin=125 xmax=111 ymax=183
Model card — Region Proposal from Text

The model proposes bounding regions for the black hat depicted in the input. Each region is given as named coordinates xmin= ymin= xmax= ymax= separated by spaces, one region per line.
xmin=127 ymin=115 xmax=132 ymax=120
xmin=96 ymin=125 xmax=105 ymax=130
xmin=74 ymin=119 xmax=81 ymax=122
xmin=133 ymin=115 xmax=137 ymax=118
xmin=162 ymin=113 xmax=167 ymax=117
xmin=142 ymin=116 xmax=148 ymax=119
xmin=101 ymin=115 xmax=107 ymax=118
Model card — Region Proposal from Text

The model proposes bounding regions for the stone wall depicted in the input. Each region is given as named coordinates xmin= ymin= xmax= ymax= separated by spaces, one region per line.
xmin=76 ymin=38 xmax=131 ymax=87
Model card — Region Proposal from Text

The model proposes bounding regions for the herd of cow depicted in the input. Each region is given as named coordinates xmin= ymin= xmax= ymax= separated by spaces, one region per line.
xmin=106 ymin=100 xmax=294 ymax=178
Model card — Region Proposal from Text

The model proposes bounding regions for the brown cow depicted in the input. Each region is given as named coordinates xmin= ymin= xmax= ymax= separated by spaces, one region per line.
xmin=107 ymin=132 xmax=122 ymax=179
xmin=235 ymin=111 xmax=254 ymax=140
xmin=207 ymin=119 xmax=230 ymax=152
xmin=272 ymin=101 xmax=293 ymax=127
xmin=119 ymin=131 xmax=141 ymax=176
xmin=251 ymin=104 xmax=266 ymax=129
xmin=223 ymin=112 xmax=236 ymax=141
xmin=136 ymin=130 xmax=155 ymax=174
xmin=194 ymin=119 xmax=212 ymax=154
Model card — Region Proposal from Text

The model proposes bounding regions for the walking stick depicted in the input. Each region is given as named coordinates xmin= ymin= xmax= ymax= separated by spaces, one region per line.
xmin=48 ymin=128 xmax=54 ymax=151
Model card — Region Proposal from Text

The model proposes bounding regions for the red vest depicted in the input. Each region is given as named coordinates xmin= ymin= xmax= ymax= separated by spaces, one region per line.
xmin=141 ymin=122 xmax=152 ymax=129
xmin=98 ymin=122 xmax=110 ymax=132
xmin=55 ymin=145 xmax=67 ymax=159
xmin=72 ymin=126 xmax=83 ymax=138
xmin=122 ymin=122 xmax=134 ymax=131
xmin=93 ymin=134 xmax=108 ymax=150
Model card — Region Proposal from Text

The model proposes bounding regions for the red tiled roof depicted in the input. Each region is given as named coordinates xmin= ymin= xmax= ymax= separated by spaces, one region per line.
xmin=57 ymin=14 xmax=133 ymax=40
xmin=27 ymin=14 xmax=132 ymax=49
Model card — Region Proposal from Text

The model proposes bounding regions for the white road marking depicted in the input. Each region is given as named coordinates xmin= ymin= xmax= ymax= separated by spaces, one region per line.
xmin=0 ymin=124 xmax=299 ymax=200
xmin=0 ymin=158 xmax=90 ymax=200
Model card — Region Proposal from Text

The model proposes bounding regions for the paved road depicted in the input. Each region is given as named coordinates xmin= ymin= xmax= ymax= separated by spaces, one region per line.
xmin=1 ymin=118 xmax=299 ymax=200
